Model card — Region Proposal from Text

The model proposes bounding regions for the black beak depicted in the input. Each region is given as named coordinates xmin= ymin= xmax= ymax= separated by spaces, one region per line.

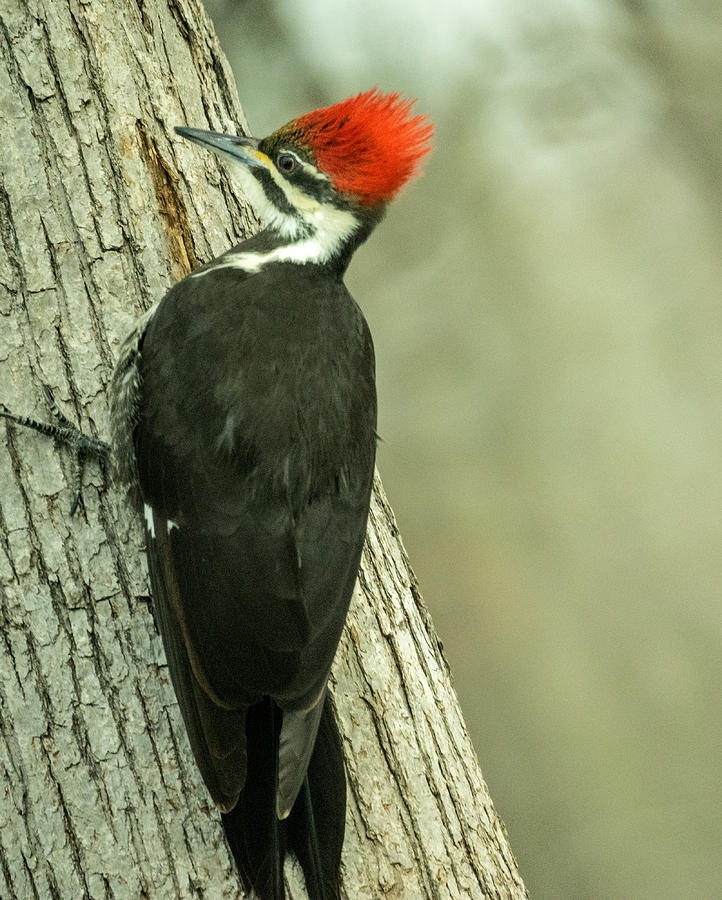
xmin=174 ymin=127 xmax=265 ymax=169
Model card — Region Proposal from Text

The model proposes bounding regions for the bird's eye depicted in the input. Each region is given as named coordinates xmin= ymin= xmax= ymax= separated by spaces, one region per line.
xmin=277 ymin=152 xmax=297 ymax=174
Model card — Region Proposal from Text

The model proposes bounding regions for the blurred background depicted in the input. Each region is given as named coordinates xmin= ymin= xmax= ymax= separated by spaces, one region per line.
xmin=201 ymin=2 xmax=721 ymax=896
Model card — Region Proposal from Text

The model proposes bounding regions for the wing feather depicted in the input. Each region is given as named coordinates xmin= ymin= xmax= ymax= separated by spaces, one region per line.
xmin=146 ymin=509 xmax=247 ymax=811
xmin=133 ymin=262 xmax=376 ymax=818
xmin=277 ymin=688 xmax=327 ymax=819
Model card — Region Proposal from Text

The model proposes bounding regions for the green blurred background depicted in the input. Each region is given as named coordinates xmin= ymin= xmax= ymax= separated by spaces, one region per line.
xmin=201 ymin=2 xmax=721 ymax=896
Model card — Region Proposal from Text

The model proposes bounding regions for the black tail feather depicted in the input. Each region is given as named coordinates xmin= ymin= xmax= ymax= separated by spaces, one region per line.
xmin=222 ymin=695 xmax=345 ymax=900
xmin=222 ymin=699 xmax=285 ymax=899
xmin=287 ymin=696 xmax=346 ymax=900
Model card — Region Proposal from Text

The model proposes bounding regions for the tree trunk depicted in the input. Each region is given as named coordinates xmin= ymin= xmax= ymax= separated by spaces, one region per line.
xmin=0 ymin=0 xmax=527 ymax=897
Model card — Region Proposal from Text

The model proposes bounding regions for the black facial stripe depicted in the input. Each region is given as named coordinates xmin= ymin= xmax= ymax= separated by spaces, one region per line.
xmin=252 ymin=154 xmax=361 ymax=233
xmin=252 ymin=168 xmax=299 ymax=219
xmin=288 ymin=166 xmax=360 ymax=215
xmin=256 ymin=134 xmax=364 ymax=213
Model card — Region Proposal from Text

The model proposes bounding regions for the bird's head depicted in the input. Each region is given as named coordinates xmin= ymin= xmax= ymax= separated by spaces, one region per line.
xmin=175 ymin=89 xmax=433 ymax=266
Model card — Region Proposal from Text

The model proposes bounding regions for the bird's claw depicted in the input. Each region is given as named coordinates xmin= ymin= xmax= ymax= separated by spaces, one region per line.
xmin=1 ymin=384 xmax=110 ymax=515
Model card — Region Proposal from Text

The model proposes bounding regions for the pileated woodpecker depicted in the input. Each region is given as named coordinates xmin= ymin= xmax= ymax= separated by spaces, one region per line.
xmin=3 ymin=89 xmax=432 ymax=899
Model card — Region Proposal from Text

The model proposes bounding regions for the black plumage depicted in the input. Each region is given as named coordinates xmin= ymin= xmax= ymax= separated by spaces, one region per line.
xmin=134 ymin=256 xmax=376 ymax=897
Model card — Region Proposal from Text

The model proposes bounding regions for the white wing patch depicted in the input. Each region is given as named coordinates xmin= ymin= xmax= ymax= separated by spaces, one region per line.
xmin=143 ymin=504 xmax=156 ymax=538
xmin=144 ymin=504 xmax=179 ymax=538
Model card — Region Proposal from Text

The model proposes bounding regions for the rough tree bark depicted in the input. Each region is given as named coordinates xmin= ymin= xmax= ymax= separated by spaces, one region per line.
xmin=0 ymin=0 xmax=527 ymax=897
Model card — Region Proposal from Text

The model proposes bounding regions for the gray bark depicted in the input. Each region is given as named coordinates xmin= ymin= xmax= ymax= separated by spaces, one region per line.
xmin=0 ymin=0 xmax=527 ymax=897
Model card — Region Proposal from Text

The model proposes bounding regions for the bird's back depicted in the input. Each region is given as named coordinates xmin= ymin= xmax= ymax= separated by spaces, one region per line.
xmin=136 ymin=257 xmax=377 ymax=707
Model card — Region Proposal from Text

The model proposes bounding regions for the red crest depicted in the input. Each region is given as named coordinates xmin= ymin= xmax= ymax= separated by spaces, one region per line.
xmin=281 ymin=89 xmax=433 ymax=206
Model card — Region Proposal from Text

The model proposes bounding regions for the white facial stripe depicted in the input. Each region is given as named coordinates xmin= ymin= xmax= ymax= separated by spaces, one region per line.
xmin=233 ymin=147 xmax=355 ymax=243
xmin=229 ymin=162 xmax=301 ymax=239
xmin=266 ymin=150 xmax=330 ymax=187
xmin=266 ymin=164 xmax=331 ymax=218
xmin=299 ymin=158 xmax=330 ymax=182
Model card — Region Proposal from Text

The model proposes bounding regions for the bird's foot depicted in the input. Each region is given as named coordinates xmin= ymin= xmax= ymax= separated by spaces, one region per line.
xmin=0 ymin=384 xmax=110 ymax=514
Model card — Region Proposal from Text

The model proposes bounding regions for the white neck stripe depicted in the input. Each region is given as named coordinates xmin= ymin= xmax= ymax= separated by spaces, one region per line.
xmin=193 ymin=235 xmax=341 ymax=277
xmin=201 ymin=153 xmax=361 ymax=275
